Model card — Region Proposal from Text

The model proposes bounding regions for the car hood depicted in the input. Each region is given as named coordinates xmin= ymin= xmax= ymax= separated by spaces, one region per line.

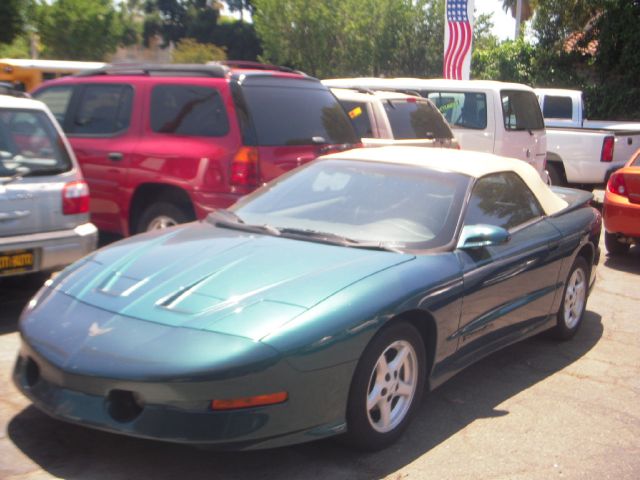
xmin=49 ymin=221 xmax=414 ymax=341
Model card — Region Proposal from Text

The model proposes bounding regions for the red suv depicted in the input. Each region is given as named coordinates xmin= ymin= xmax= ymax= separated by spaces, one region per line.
xmin=32 ymin=63 xmax=359 ymax=235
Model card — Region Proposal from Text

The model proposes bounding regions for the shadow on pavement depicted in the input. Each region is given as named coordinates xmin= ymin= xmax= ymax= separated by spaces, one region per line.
xmin=0 ymin=275 xmax=46 ymax=336
xmin=7 ymin=312 xmax=603 ymax=480
xmin=603 ymin=246 xmax=640 ymax=273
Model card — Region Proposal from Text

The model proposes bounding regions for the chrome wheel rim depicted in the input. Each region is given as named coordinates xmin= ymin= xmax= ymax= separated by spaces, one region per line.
xmin=366 ymin=340 xmax=418 ymax=433
xmin=564 ymin=267 xmax=587 ymax=329
xmin=147 ymin=215 xmax=178 ymax=230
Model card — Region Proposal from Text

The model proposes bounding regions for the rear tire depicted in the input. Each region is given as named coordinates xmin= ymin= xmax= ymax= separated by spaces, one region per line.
xmin=604 ymin=232 xmax=630 ymax=256
xmin=547 ymin=163 xmax=566 ymax=187
xmin=135 ymin=202 xmax=193 ymax=233
xmin=343 ymin=322 xmax=426 ymax=451
xmin=551 ymin=256 xmax=589 ymax=340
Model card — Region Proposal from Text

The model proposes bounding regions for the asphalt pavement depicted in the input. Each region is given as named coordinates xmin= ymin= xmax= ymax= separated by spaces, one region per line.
xmin=1 ymin=209 xmax=639 ymax=480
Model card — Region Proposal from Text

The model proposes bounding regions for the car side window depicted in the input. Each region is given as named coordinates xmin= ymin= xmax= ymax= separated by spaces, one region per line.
xmin=339 ymin=100 xmax=374 ymax=138
xmin=70 ymin=84 xmax=133 ymax=135
xmin=150 ymin=85 xmax=229 ymax=137
xmin=463 ymin=172 xmax=543 ymax=230
xmin=33 ymin=85 xmax=75 ymax=125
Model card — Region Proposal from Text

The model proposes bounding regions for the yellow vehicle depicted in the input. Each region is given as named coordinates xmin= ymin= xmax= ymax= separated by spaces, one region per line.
xmin=0 ymin=59 xmax=106 ymax=92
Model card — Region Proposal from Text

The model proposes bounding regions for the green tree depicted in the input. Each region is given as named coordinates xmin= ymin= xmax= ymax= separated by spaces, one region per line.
xmin=587 ymin=0 xmax=640 ymax=119
xmin=172 ymin=37 xmax=226 ymax=63
xmin=253 ymin=0 xmax=452 ymax=78
xmin=0 ymin=0 xmax=25 ymax=45
xmin=37 ymin=0 xmax=125 ymax=60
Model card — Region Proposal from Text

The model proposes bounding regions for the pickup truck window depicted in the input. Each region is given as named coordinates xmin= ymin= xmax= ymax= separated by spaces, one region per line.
xmin=151 ymin=85 xmax=229 ymax=137
xmin=542 ymin=95 xmax=573 ymax=119
xmin=463 ymin=172 xmax=543 ymax=230
xmin=339 ymin=100 xmax=374 ymax=138
xmin=383 ymin=100 xmax=453 ymax=139
xmin=423 ymin=91 xmax=487 ymax=130
xmin=501 ymin=90 xmax=545 ymax=131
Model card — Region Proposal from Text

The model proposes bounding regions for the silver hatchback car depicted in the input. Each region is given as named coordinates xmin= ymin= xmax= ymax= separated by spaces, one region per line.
xmin=1 ymin=90 xmax=97 ymax=279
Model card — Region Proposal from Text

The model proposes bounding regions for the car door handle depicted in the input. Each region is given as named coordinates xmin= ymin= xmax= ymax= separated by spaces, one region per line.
xmin=108 ymin=152 xmax=123 ymax=161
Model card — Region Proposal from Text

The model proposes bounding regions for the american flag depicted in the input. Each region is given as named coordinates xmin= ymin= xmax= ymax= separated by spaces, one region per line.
xmin=443 ymin=0 xmax=473 ymax=80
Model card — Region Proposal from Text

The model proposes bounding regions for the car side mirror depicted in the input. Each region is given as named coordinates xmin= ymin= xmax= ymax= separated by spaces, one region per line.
xmin=457 ymin=224 xmax=510 ymax=250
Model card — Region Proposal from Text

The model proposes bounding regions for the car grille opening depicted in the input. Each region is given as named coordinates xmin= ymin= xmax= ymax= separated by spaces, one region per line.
xmin=24 ymin=357 xmax=40 ymax=387
xmin=106 ymin=389 xmax=144 ymax=423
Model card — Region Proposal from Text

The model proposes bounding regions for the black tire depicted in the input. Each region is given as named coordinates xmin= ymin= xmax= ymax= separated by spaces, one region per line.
xmin=552 ymin=256 xmax=590 ymax=340
xmin=343 ymin=322 xmax=426 ymax=451
xmin=604 ymin=232 xmax=630 ymax=256
xmin=135 ymin=202 xmax=193 ymax=234
xmin=547 ymin=163 xmax=566 ymax=187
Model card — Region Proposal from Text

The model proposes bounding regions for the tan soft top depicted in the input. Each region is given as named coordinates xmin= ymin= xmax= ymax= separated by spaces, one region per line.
xmin=323 ymin=146 xmax=568 ymax=215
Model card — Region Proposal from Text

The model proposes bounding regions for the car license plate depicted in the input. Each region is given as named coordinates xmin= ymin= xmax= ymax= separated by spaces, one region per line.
xmin=0 ymin=249 xmax=36 ymax=276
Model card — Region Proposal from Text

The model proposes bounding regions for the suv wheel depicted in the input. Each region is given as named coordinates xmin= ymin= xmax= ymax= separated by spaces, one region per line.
xmin=136 ymin=202 xmax=193 ymax=233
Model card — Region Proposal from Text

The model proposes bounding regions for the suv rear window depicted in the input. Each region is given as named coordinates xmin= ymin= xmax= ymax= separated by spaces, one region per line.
xmin=150 ymin=85 xmax=229 ymax=136
xmin=501 ymin=90 xmax=545 ymax=131
xmin=239 ymin=84 xmax=358 ymax=146
xmin=0 ymin=109 xmax=72 ymax=176
xmin=384 ymin=99 xmax=454 ymax=139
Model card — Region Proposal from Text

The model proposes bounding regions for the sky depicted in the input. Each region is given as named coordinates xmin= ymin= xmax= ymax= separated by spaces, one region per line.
xmin=474 ymin=0 xmax=517 ymax=40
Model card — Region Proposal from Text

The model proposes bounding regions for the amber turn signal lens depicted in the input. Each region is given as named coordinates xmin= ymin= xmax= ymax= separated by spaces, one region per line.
xmin=211 ymin=391 xmax=288 ymax=410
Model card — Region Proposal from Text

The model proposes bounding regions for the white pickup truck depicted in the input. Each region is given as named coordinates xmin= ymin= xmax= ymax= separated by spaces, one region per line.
xmin=535 ymin=88 xmax=640 ymax=186
xmin=328 ymin=88 xmax=458 ymax=149
xmin=324 ymin=78 xmax=548 ymax=180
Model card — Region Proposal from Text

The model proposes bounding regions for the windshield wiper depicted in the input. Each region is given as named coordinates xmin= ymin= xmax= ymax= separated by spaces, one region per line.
xmin=209 ymin=209 xmax=245 ymax=224
xmin=279 ymin=227 xmax=404 ymax=252
xmin=0 ymin=166 xmax=30 ymax=185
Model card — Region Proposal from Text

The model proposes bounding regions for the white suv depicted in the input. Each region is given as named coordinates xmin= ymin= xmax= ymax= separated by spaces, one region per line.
xmin=0 ymin=89 xmax=97 ymax=280
xmin=328 ymin=87 xmax=458 ymax=149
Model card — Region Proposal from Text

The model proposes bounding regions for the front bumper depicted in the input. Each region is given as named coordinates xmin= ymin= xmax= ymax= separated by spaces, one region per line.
xmin=13 ymin=336 xmax=355 ymax=450
xmin=0 ymin=223 xmax=97 ymax=276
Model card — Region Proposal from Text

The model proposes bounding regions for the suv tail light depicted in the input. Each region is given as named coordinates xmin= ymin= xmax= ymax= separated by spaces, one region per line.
xmin=607 ymin=171 xmax=628 ymax=197
xmin=600 ymin=136 xmax=615 ymax=162
xmin=231 ymin=147 xmax=259 ymax=186
xmin=62 ymin=181 xmax=90 ymax=215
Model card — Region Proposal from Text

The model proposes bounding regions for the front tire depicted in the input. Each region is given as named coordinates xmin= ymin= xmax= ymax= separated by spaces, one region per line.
xmin=605 ymin=232 xmax=630 ymax=256
xmin=343 ymin=322 xmax=426 ymax=451
xmin=135 ymin=202 xmax=193 ymax=233
xmin=552 ymin=256 xmax=589 ymax=340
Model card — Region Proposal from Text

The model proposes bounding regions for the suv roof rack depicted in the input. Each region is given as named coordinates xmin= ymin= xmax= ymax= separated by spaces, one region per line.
xmin=75 ymin=63 xmax=228 ymax=78
xmin=211 ymin=60 xmax=306 ymax=76
xmin=0 ymin=82 xmax=30 ymax=98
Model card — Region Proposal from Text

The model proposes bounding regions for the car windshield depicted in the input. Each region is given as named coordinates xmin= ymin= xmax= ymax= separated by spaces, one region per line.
xmin=225 ymin=159 xmax=470 ymax=250
xmin=0 ymin=108 xmax=72 ymax=178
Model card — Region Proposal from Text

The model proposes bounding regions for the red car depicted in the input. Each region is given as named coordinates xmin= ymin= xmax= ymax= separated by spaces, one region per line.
xmin=603 ymin=148 xmax=640 ymax=254
xmin=32 ymin=63 xmax=359 ymax=236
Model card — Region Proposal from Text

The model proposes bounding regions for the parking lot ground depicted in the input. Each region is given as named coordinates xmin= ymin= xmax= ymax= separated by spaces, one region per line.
xmin=1 ymin=231 xmax=639 ymax=480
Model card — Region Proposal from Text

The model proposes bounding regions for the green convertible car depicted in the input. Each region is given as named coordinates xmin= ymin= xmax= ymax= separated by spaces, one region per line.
xmin=14 ymin=146 xmax=601 ymax=451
